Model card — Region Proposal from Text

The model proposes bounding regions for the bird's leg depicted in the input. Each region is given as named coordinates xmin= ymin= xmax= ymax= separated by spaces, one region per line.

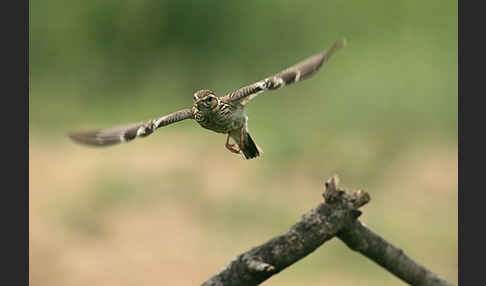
xmin=225 ymin=133 xmax=240 ymax=154
xmin=239 ymin=126 xmax=245 ymax=149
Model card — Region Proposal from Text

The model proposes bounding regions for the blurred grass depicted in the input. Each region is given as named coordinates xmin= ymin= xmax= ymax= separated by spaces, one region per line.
xmin=30 ymin=140 xmax=457 ymax=286
xmin=30 ymin=1 xmax=457 ymax=285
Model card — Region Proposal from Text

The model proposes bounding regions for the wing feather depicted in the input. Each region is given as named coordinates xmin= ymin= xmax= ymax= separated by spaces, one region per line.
xmin=68 ymin=108 xmax=195 ymax=147
xmin=222 ymin=39 xmax=345 ymax=105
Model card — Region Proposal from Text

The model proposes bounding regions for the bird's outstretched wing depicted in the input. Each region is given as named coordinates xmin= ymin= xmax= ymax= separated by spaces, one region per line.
xmin=68 ymin=108 xmax=194 ymax=147
xmin=221 ymin=39 xmax=345 ymax=105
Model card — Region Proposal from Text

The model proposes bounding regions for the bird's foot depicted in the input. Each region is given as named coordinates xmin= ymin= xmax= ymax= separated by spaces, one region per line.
xmin=225 ymin=143 xmax=241 ymax=154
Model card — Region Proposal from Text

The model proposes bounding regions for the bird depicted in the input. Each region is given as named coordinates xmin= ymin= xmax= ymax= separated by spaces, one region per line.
xmin=68 ymin=39 xmax=345 ymax=159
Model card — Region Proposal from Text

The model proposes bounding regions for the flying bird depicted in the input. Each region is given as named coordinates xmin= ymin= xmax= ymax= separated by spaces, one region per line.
xmin=69 ymin=39 xmax=345 ymax=159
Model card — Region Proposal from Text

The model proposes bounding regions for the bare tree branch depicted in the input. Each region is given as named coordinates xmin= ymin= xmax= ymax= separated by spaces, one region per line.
xmin=201 ymin=176 xmax=366 ymax=286
xmin=201 ymin=176 xmax=455 ymax=286
xmin=338 ymin=221 xmax=454 ymax=286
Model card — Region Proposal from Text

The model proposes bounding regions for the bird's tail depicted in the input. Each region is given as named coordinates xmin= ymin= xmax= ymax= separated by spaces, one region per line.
xmin=241 ymin=132 xmax=263 ymax=159
xmin=231 ymin=130 xmax=263 ymax=160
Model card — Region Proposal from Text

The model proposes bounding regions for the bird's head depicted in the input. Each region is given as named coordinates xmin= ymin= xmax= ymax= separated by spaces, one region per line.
xmin=193 ymin=89 xmax=218 ymax=110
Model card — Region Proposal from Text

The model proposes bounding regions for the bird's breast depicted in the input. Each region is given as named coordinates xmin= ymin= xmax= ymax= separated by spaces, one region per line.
xmin=195 ymin=103 xmax=245 ymax=133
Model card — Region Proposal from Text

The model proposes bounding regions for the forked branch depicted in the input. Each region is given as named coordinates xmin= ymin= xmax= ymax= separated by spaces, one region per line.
xmin=201 ymin=176 xmax=454 ymax=286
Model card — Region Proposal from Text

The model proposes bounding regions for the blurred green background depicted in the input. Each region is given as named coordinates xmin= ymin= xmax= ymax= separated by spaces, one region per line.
xmin=30 ymin=1 xmax=457 ymax=285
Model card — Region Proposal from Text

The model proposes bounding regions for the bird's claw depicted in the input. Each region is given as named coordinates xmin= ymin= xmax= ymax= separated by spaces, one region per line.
xmin=225 ymin=143 xmax=241 ymax=154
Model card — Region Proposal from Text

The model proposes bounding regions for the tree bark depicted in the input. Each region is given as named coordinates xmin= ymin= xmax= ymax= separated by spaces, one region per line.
xmin=338 ymin=221 xmax=454 ymax=286
xmin=201 ymin=176 xmax=454 ymax=286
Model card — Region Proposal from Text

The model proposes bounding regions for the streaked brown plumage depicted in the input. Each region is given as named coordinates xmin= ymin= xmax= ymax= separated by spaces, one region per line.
xmin=69 ymin=39 xmax=345 ymax=159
